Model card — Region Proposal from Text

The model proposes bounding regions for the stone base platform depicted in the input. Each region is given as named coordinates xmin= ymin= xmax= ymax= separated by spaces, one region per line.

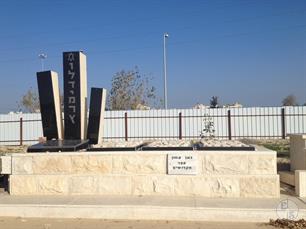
xmin=0 ymin=194 xmax=304 ymax=222
xmin=1 ymin=148 xmax=279 ymax=198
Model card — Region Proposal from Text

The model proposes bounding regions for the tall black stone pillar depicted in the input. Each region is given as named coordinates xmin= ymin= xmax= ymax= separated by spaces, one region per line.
xmin=87 ymin=88 xmax=107 ymax=144
xmin=63 ymin=51 xmax=87 ymax=140
xmin=37 ymin=71 xmax=63 ymax=140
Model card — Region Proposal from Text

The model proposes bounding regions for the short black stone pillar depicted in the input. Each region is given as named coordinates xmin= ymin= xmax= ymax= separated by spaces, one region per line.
xmin=87 ymin=88 xmax=107 ymax=144
xmin=37 ymin=71 xmax=63 ymax=140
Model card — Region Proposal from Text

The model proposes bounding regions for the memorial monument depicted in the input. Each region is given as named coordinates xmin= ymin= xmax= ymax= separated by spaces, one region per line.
xmin=28 ymin=51 xmax=107 ymax=152
xmin=13 ymin=50 xmax=279 ymax=199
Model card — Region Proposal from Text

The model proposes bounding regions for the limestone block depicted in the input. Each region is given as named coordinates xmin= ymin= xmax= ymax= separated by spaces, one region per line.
xmin=132 ymin=175 xmax=154 ymax=195
xmin=112 ymin=154 xmax=166 ymax=174
xmin=295 ymin=170 xmax=306 ymax=197
xmin=71 ymin=155 xmax=112 ymax=174
xmin=99 ymin=176 xmax=131 ymax=195
xmin=203 ymin=154 xmax=248 ymax=175
xmin=32 ymin=155 xmax=72 ymax=174
xmin=290 ymin=134 xmax=306 ymax=171
xmin=209 ymin=177 xmax=240 ymax=198
xmin=248 ymin=154 xmax=276 ymax=175
xmin=174 ymin=176 xmax=211 ymax=196
xmin=12 ymin=156 xmax=33 ymax=175
xmin=279 ymin=171 xmax=295 ymax=186
xmin=9 ymin=175 xmax=38 ymax=195
xmin=69 ymin=176 xmax=98 ymax=194
xmin=0 ymin=156 xmax=11 ymax=174
xmin=152 ymin=176 xmax=175 ymax=195
xmin=240 ymin=175 xmax=280 ymax=198
xmin=37 ymin=176 xmax=68 ymax=195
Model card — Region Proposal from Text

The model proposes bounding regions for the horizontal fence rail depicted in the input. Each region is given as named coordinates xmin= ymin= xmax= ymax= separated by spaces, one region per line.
xmin=0 ymin=106 xmax=305 ymax=145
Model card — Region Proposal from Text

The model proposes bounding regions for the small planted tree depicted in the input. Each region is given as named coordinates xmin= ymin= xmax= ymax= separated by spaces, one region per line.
xmin=200 ymin=114 xmax=215 ymax=138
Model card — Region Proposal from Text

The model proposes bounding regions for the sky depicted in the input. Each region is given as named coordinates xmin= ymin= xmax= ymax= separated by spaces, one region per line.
xmin=0 ymin=0 xmax=305 ymax=113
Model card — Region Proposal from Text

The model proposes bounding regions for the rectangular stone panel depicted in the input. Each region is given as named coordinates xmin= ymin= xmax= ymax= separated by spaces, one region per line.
xmin=87 ymin=88 xmax=107 ymax=144
xmin=37 ymin=71 xmax=63 ymax=140
xmin=63 ymin=51 xmax=87 ymax=140
xmin=0 ymin=156 xmax=11 ymax=174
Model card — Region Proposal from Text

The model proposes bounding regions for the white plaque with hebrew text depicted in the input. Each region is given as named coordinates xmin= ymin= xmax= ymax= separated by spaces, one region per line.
xmin=167 ymin=153 xmax=198 ymax=175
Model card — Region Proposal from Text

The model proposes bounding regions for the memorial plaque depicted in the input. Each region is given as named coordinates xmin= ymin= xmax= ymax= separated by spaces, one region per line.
xmin=63 ymin=51 xmax=87 ymax=140
xmin=37 ymin=71 xmax=63 ymax=140
xmin=167 ymin=152 xmax=198 ymax=175
xmin=87 ymin=88 xmax=107 ymax=145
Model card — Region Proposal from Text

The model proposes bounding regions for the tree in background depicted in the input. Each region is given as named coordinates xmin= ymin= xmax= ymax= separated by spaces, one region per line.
xmin=282 ymin=94 xmax=298 ymax=106
xmin=17 ymin=88 xmax=40 ymax=113
xmin=210 ymin=96 xmax=219 ymax=108
xmin=107 ymin=67 xmax=159 ymax=110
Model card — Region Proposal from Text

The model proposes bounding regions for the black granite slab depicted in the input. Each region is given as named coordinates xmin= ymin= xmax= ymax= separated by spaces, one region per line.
xmin=27 ymin=140 xmax=89 ymax=152
xmin=87 ymin=88 xmax=105 ymax=144
xmin=195 ymin=145 xmax=255 ymax=151
xmin=141 ymin=146 xmax=195 ymax=151
xmin=63 ymin=51 xmax=82 ymax=140
xmin=37 ymin=71 xmax=59 ymax=140
xmin=87 ymin=147 xmax=138 ymax=152
xmin=87 ymin=143 xmax=147 ymax=152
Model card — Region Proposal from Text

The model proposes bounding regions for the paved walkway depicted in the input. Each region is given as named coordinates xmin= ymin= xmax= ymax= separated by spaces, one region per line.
xmin=0 ymin=193 xmax=305 ymax=222
xmin=0 ymin=218 xmax=276 ymax=229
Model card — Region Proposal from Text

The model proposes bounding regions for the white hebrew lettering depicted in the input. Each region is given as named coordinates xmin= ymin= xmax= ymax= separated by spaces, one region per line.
xmin=68 ymin=96 xmax=75 ymax=104
xmin=69 ymin=62 xmax=74 ymax=70
xmin=69 ymin=105 xmax=76 ymax=113
xmin=68 ymin=53 xmax=75 ymax=61
xmin=68 ymin=81 xmax=75 ymax=88
xmin=68 ymin=70 xmax=75 ymax=79
xmin=69 ymin=114 xmax=75 ymax=124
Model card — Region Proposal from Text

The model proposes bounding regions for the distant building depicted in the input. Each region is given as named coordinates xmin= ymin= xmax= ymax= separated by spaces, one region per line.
xmin=193 ymin=103 xmax=210 ymax=109
xmin=135 ymin=104 xmax=150 ymax=110
xmin=223 ymin=102 xmax=243 ymax=108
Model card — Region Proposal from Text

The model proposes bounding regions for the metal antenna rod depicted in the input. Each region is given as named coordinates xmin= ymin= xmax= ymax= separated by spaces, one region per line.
xmin=163 ymin=33 xmax=169 ymax=109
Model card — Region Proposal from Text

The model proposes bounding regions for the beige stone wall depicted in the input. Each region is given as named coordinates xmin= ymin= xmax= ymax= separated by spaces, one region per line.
xmin=9 ymin=150 xmax=279 ymax=198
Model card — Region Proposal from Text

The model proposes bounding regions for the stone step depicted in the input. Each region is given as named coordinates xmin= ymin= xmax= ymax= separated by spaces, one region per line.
xmin=0 ymin=194 xmax=305 ymax=222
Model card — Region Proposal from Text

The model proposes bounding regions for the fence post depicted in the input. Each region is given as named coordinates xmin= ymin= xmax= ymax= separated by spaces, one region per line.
xmin=19 ymin=117 xmax=23 ymax=146
xmin=281 ymin=108 xmax=286 ymax=139
xmin=227 ymin=110 xmax=232 ymax=140
xmin=179 ymin=112 xmax=182 ymax=139
xmin=124 ymin=112 xmax=128 ymax=141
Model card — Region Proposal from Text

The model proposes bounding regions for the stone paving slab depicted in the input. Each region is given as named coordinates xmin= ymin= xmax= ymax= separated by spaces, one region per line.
xmin=0 ymin=193 xmax=304 ymax=222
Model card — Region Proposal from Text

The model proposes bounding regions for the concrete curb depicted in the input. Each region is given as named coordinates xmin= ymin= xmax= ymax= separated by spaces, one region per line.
xmin=0 ymin=204 xmax=305 ymax=222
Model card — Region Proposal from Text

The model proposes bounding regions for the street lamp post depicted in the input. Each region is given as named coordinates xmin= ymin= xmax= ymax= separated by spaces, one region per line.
xmin=163 ymin=32 xmax=169 ymax=109
xmin=38 ymin=53 xmax=47 ymax=71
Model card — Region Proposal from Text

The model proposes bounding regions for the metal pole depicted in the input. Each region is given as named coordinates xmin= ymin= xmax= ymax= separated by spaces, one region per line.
xmin=179 ymin=112 xmax=182 ymax=139
xmin=163 ymin=33 xmax=169 ymax=109
xmin=281 ymin=108 xmax=286 ymax=139
xmin=124 ymin=112 xmax=128 ymax=141
xmin=227 ymin=110 xmax=232 ymax=140
xmin=41 ymin=59 xmax=44 ymax=71
xmin=19 ymin=117 xmax=23 ymax=146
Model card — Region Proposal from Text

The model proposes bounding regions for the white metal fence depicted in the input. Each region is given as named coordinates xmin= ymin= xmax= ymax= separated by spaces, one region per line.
xmin=0 ymin=106 xmax=305 ymax=145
